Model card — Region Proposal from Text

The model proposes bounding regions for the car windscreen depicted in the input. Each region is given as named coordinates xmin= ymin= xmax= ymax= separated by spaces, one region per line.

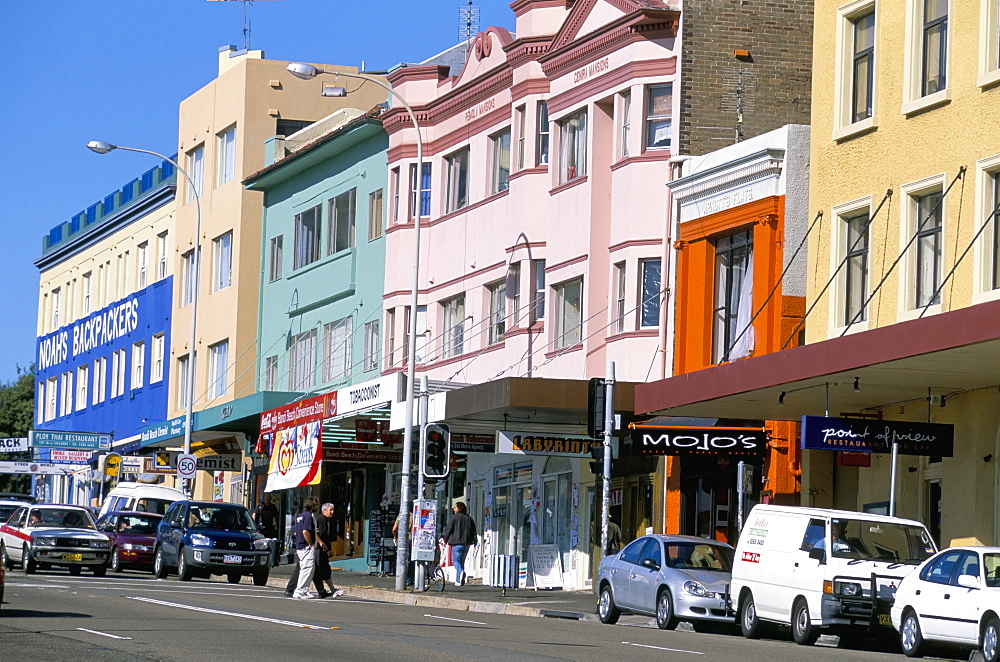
xmin=830 ymin=518 xmax=936 ymax=564
xmin=116 ymin=514 xmax=161 ymax=534
xmin=664 ymin=542 xmax=734 ymax=571
xmin=187 ymin=505 xmax=255 ymax=531
xmin=29 ymin=508 xmax=96 ymax=529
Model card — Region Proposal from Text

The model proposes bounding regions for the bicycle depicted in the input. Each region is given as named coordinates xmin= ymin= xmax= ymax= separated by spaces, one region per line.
xmin=415 ymin=539 xmax=446 ymax=592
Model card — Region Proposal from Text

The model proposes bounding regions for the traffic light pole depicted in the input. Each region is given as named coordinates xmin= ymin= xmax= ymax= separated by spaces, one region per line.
xmin=414 ymin=375 xmax=429 ymax=591
xmin=601 ymin=361 xmax=615 ymax=557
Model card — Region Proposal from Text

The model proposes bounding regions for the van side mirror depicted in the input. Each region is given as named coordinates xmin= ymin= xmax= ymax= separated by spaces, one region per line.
xmin=957 ymin=574 xmax=979 ymax=589
xmin=808 ymin=547 xmax=826 ymax=564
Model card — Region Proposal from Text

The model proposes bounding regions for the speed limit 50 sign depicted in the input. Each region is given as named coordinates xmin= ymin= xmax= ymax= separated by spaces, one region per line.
xmin=176 ymin=453 xmax=198 ymax=480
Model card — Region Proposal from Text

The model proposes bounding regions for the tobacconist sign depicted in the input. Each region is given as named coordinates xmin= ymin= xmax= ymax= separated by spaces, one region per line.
xmin=800 ymin=416 xmax=954 ymax=457
xmin=627 ymin=425 xmax=766 ymax=457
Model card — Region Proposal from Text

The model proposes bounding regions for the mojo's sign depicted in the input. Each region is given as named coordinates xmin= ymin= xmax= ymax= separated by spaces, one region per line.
xmin=801 ymin=416 xmax=954 ymax=457
xmin=627 ymin=426 xmax=766 ymax=457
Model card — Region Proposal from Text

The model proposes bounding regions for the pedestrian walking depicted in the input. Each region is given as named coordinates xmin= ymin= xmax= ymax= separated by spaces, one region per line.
xmin=442 ymin=502 xmax=477 ymax=586
xmin=253 ymin=494 xmax=279 ymax=538
xmin=290 ymin=497 xmax=319 ymax=599
xmin=313 ymin=503 xmax=345 ymax=598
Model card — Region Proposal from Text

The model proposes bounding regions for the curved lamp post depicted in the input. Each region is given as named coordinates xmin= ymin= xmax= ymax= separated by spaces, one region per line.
xmin=506 ymin=232 xmax=534 ymax=379
xmin=86 ymin=140 xmax=202 ymax=496
xmin=286 ymin=64 xmax=424 ymax=592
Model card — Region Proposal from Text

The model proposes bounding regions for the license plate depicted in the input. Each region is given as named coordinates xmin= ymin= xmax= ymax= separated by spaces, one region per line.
xmin=223 ymin=554 xmax=242 ymax=564
xmin=62 ymin=553 xmax=83 ymax=562
xmin=878 ymin=613 xmax=893 ymax=626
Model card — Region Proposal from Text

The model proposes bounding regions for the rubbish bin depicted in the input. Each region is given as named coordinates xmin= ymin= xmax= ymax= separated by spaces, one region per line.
xmin=489 ymin=554 xmax=518 ymax=595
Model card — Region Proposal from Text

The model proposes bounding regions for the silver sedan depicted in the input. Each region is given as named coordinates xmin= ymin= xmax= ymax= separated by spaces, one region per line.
xmin=596 ymin=534 xmax=735 ymax=631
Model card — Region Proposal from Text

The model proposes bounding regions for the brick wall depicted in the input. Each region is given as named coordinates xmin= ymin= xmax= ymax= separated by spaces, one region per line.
xmin=679 ymin=0 xmax=814 ymax=156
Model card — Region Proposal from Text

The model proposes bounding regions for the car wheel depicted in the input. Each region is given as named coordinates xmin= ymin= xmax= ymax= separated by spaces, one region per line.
xmin=23 ymin=546 xmax=36 ymax=574
xmin=0 ymin=543 xmax=12 ymax=571
xmin=69 ymin=565 xmax=82 ymax=576
xmin=110 ymin=548 xmax=122 ymax=573
xmin=900 ymin=609 xmax=925 ymax=658
xmin=227 ymin=573 xmax=242 ymax=584
xmin=177 ymin=549 xmax=193 ymax=581
xmin=740 ymin=592 xmax=762 ymax=639
xmin=152 ymin=546 xmax=169 ymax=579
xmin=656 ymin=589 xmax=679 ymax=630
xmin=982 ymin=615 xmax=1000 ymax=662
xmin=93 ymin=564 xmax=107 ymax=577
xmin=691 ymin=621 xmax=715 ymax=634
xmin=597 ymin=584 xmax=620 ymax=625
xmin=792 ymin=598 xmax=819 ymax=646
xmin=252 ymin=570 xmax=269 ymax=587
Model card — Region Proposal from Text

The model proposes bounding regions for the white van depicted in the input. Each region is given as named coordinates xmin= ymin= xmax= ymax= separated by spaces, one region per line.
xmin=731 ymin=505 xmax=938 ymax=646
xmin=98 ymin=482 xmax=187 ymax=518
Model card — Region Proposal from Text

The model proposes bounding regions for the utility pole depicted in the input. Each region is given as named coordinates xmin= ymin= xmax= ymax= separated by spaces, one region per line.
xmin=600 ymin=361 xmax=615 ymax=556
xmin=414 ymin=375 xmax=429 ymax=590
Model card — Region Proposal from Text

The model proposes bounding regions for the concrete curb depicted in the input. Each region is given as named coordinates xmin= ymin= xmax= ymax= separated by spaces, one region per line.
xmin=265 ymin=576 xmax=598 ymax=621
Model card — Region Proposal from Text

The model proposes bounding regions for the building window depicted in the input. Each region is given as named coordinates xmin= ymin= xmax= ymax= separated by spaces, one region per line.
xmin=445 ymin=148 xmax=470 ymax=213
xmin=93 ymin=357 xmax=106 ymax=405
xmin=507 ymin=263 xmax=521 ymax=325
xmin=516 ymin=105 xmax=526 ymax=170
xmin=845 ymin=211 xmax=870 ymax=324
xmin=268 ymin=236 xmax=283 ymax=282
xmin=176 ymin=355 xmax=190 ymax=410
xmin=76 ymin=364 xmax=88 ymax=411
xmin=368 ymin=189 xmax=384 ymax=241
xmin=991 ymin=172 xmax=1000 ymax=290
xmin=52 ymin=287 xmax=61 ymax=329
xmin=614 ymin=262 xmax=626 ymax=333
xmin=46 ymin=376 xmax=57 ymax=420
xmin=536 ymin=101 xmax=549 ymax=166
xmin=293 ymin=204 xmax=322 ymax=269
xmin=151 ymin=333 xmax=165 ymax=383
xmin=851 ymin=10 xmax=876 ymax=123
xmin=110 ymin=348 xmax=126 ymax=399
xmin=208 ymin=340 xmax=228 ymax=399
xmin=559 ymin=110 xmax=587 ymax=183
xmin=322 ymin=318 xmax=351 ymax=383
xmin=553 ymin=278 xmax=583 ymax=349
xmin=488 ymin=280 xmax=506 ymax=344
xmin=263 ymin=355 xmax=278 ymax=392
xmin=921 ymin=0 xmax=948 ymax=96
xmin=132 ymin=341 xmax=145 ymax=390
xmin=390 ymin=167 xmax=401 ymax=224
xmin=136 ymin=242 xmax=148 ymax=289
xmin=186 ymin=144 xmax=204 ymax=202
xmin=82 ymin=273 xmax=92 ymax=316
xmin=60 ymin=371 xmax=73 ymax=416
xmin=328 ymin=188 xmax=356 ymax=255
xmin=216 ymin=125 xmax=236 ymax=186
xmin=620 ymin=90 xmax=631 ymax=158
xmin=442 ymin=295 xmax=466 ymax=358
xmin=117 ymin=251 xmax=128 ymax=299
xmin=639 ymin=258 xmax=662 ymax=328
xmin=409 ymin=163 xmax=431 ymax=219
xmin=212 ymin=231 xmax=233 ymax=291
xmin=645 ymin=84 xmax=672 ymax=149
xmin=290 ymin=329 xmax=317 ymax=391
xmin=914 ymin=189 xmax=943 ymax=307
xmin=531 ymin=259 xmax=546 ymax=322
xmin=363 ymin=320 xmax=380 ymax=371
xmin=491 ymin=130 xmax=511 ymax=194
xmin=180 ymin=250 xmax=196 ymax=306
xmin=713 ymin=230 xmax=754 ymax=363
xmin=385 ymin=309 xmax=397 ymax=370
xmin=403 ymin=305 xmax=428 ymax=365
xmin=157 ymin=231 xmax=168 ymax=280
xmin=978 ymin=0 xmax=1000 ymax=84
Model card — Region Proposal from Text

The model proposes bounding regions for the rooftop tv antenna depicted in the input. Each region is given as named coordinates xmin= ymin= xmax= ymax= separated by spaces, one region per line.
xmin=459 ymin=0 xmax=480 ymax=56
xmin=207 ymin=0 xmax=282 ymax=51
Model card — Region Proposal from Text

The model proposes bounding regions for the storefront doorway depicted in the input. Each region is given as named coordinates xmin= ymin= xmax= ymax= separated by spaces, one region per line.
xmin=678 ymin=455 xmax=742 ymax=543
xmin=540 ymin=456 xmax=572 ymax=584
xmin=327 ymin=467 xmax=366 ymax=559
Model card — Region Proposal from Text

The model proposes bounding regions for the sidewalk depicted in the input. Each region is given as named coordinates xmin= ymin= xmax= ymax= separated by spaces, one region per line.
xmin=264 ymin=559 xmax=600 ymax=621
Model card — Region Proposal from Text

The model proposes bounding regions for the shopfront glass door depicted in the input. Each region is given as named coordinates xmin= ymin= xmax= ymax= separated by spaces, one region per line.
xmin=541 ymin=472 xmax=572 ymax=579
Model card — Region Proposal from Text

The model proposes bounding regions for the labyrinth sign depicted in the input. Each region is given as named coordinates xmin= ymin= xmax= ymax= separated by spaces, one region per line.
xmin=627 ymin=425 xmax=766 ymax=457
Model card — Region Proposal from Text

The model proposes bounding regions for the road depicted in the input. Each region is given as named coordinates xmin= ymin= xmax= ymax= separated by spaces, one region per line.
xmin=0 ymin=569 xmax=969 ymax=661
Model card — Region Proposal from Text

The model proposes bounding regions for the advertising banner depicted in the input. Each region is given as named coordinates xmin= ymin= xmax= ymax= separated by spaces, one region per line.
xmin=0 ymin=437 xmax=29 ymax=453
xmin=626 ymin=425 xmax=766 ymax=457
xmin=801 ymin=416 xmax=954 ymax=457
xmin=261 ymin=394 xmax=330 ymax=492
xmin=410 ymin=499 xmax=438 ymax=562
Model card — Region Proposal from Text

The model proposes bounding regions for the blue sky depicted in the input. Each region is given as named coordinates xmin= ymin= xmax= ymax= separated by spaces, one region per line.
xmin=0 ymin=0 xmax=512 ymax=384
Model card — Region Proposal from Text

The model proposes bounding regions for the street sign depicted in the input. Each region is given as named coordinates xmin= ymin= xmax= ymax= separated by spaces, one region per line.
xmin=0 ymin=437 xmax=29 ymax=453
xmin=155 ymin=452 xmax=172 ymax=468
xmin=50 ymin=450 xmax=92 ymax=465
xmin=176 ymin=453 xmax=197 ymax=480
xmin=30 ymin=430 xmax=111 ymax=451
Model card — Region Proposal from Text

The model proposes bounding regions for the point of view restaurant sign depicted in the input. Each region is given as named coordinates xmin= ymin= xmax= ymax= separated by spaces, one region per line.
xmin=800 ymin=416 xmax=954 ymax=457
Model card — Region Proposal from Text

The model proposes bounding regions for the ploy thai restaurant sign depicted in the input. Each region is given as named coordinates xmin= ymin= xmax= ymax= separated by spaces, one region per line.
xmin=627 ymin=425 xmax=766 ymax=457
xmin=261 ymin=392 xmax=335 ymax=492
xmin=801 ymin=416 xmax=954 ymax=457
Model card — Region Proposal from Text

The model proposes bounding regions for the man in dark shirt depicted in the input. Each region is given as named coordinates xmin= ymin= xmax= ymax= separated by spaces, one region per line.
xmin=253 ymin=494 xmax=279 ymax=539
xmin=443 ymin=502 xmax=477 ymax=586
xmin=313 ymin=503 xmax=345 ymax=598
xmin=291 ymin=497 xmax=318 ymax=599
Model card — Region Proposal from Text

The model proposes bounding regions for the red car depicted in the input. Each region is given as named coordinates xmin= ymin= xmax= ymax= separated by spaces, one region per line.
xmin=95 ymin=511 xmax=163 ymax=572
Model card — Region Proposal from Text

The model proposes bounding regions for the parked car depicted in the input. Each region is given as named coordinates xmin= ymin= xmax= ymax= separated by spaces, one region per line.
xmin=596 ymin=534 xmax=735 ymax=631
xmin=98 ymin=482 xmax=187 ymax=518
xmin=95 ymin=511 xmax=163 ymax=572
xmin=890 ymin=546 xmax=1000 ymax=661
xmin=0 ymin=504 xmax=111 ymax=575
xmin=153 ymin=501 xmax=270 ymax=585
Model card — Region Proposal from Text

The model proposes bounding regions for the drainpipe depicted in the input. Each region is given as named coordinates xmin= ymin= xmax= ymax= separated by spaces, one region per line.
xmin=660 ymin=155 xmax=694 ymax=379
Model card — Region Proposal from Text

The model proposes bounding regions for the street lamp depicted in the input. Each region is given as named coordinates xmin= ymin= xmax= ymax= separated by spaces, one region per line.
xmin=87 ymin=140 xmax=202 ymax=496
xmin=505 ymin=232 xmax=534 ymax=378
xmin=286 ymin=63 xmax=424 ymax=592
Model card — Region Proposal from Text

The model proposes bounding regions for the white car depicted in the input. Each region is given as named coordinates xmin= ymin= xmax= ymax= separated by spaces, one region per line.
xmin=890 ymin=546 xmax=1000 ymax=661
xmin=0 ymin=504 xmax=111 ymax=576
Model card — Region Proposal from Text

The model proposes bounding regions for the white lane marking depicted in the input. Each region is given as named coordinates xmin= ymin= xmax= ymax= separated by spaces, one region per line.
xmin=424 ymin=614 xmax=488 ymax=625
xmin=77 ymin=628 xmax=133 ymax=640
xmin=622 ymin=641 xmax=704 ymax=655
xmin=5 ymin=583 xmax=71 ymax=588
xmin=129 ymin=596 xmax=337 ymax=630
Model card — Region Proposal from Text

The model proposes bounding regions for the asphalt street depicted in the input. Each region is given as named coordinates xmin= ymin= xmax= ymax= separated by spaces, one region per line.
xmin=0 ymin=569 xmax=971 ymax=661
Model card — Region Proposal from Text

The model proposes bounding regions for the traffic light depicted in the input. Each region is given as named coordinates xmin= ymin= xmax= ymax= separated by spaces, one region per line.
xmin=589 ymin=443 xmax=604 ymax=476
xmin=423 ymin=423 xmax=451 ymax=479
xmin=587 ymin=377 xmax=606 ymax=439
